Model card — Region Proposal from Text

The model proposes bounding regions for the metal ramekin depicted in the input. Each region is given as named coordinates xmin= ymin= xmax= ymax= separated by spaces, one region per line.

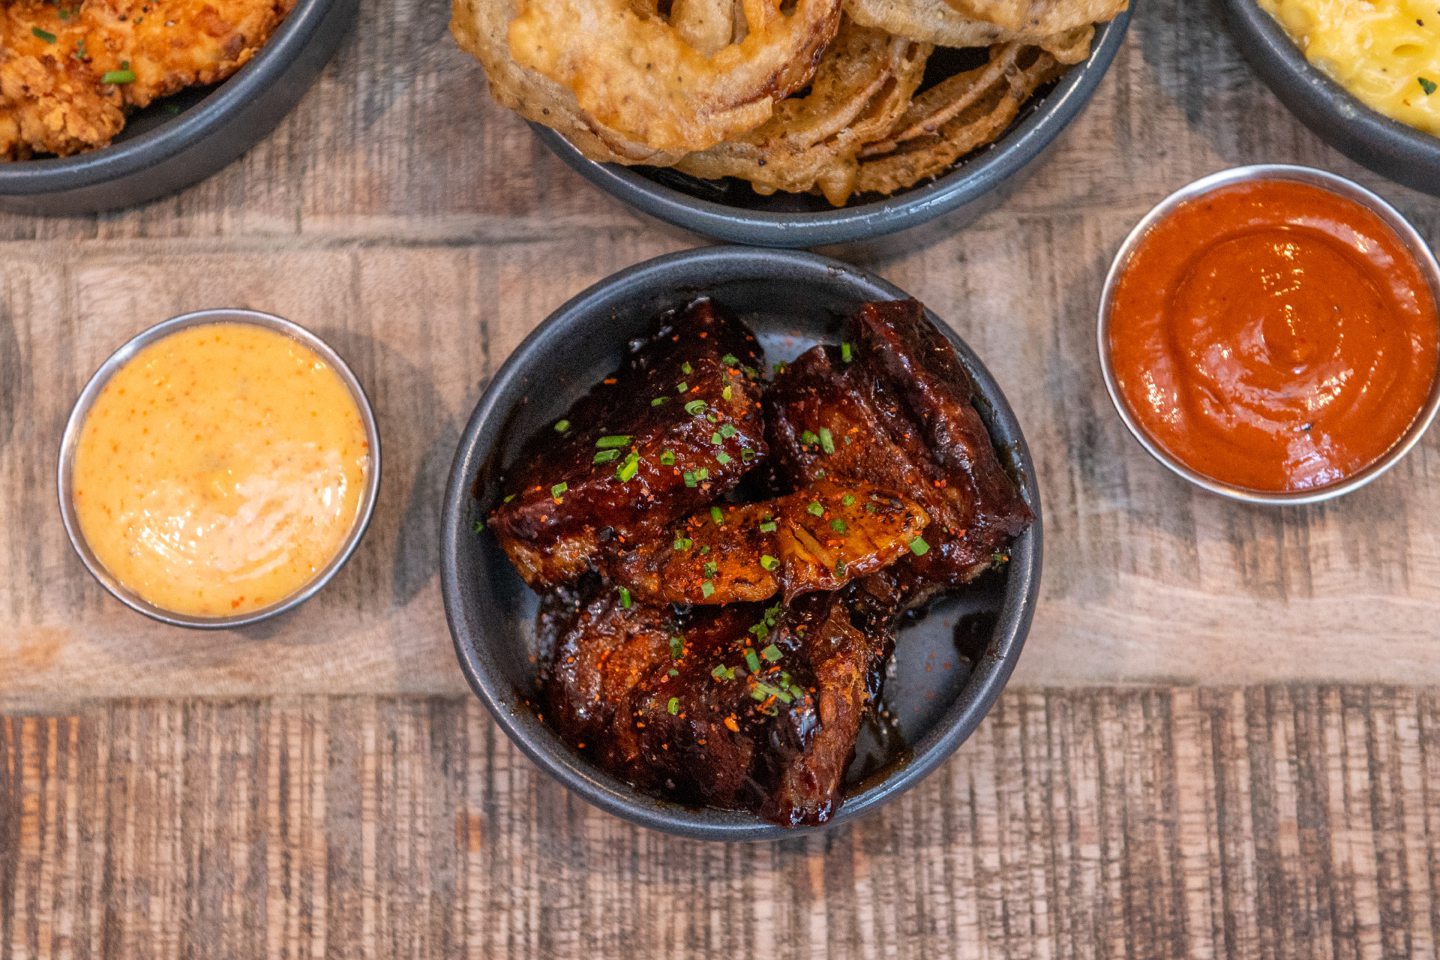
xmin=57 ymin=308 xmax=382 ymax=628
xmin=1097 ymin=164 xmax=1440 ymax=505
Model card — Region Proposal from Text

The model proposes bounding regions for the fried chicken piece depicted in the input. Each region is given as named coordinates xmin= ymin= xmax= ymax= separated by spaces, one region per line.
xmin=540 ymin=584 xmax=887 ymax=825
xmin=1 ymin=0 xmax=294 ymax=159
xmin=611 ymin=480 xmax=928 ymax=605
xmin=766 ymin=299 xmax=1031 ymax=598
xmin=488 ymin=299 xmax=768 ymax=589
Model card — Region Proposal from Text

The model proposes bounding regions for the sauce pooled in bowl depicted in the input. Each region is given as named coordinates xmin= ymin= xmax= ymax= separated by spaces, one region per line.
xmin=1107 ymin=178 xmax=1440 ymax=493
xmin=71 ymin=322 xmax=371 ymax=618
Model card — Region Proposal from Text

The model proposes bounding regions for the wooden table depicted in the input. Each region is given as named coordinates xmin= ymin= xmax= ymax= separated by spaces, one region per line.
xmin=4 ymin=1 xmax=1440 ymax=956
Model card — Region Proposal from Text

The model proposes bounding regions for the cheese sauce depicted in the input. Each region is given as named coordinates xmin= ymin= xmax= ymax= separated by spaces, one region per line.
xmin=1107 ymin=179 xmax=1439 ymax=493
xmin=72 ymin=323 xmax=371 ymax=618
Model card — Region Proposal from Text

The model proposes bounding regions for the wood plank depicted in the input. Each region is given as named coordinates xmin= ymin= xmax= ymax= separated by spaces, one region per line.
xmin=4 ymin=0 xmax=1440 ymax=707
xmin=3 ymin=689 xmax=1440 ymax=958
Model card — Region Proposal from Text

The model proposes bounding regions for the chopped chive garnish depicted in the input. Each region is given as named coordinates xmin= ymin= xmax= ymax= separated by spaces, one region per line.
xmin=760 ymin=554 xmax=778 ymax=571
xmin=841 ymin=342 xmax=853 ymax=363
xmin=842 ymin=494 xmax=855 ymax=506
xmin=1421 ymin=77 xmax=1437 ymax=95
xmin=550 ymin=482 xmax=568 ymax=499
xmin=831 ymin=518 xmax=847 ymax=533
xmin=681 ymin=361 xmax=693 ymax=375
xmin=715 ymin=451 xmax=732 ymax=465
xmin=700 ymin=545 xmax=710 ymax=554
xmin=710 ymin=431 xmax=724 ymax=445
xmin=676 ymin=381 xmax=689 ymax=394
xmin=619 ymin=587 xmax=632 ymax=609
xmin=616 ymin=451 xmax=640 ymax=482
xmin=595 ymin=434 xmax=631 ymax=449
xmin=703 ymin=561 xmax=718 ymax=578
xmin=818 ymin=428 xmax=835 ymax=454
xmin=759 ymin=520 xmax=777 ymax=533
xmin=670 ymin=635 xmax=685 ymax=658
xmin=683 ymin=471 xmax=699 ymax=488
xmin=721 ymin=353 xmax=739 ymax=366
xmin=710 ymin=506 xmax=724 ymax=524
xmin=801 ymin=429 xmax=819 ymax=445
xmin=554 ymin=419 xmax=571 ymax=433
xmin=693 ymin=467 xmax=710 ymax=483
xmin=684 ymin=399 xmax=706 ymax=415
xmin=807 ymin=501 xmax=824 ymax=517
xmin=908 ymin=536 xmax=930 ymax=556
xmin=673 ymin=536 xmax=693 ymax=551
xmin=32 ymin=26 xmax=57 ymax=42
xmin=667 ymin=697 xmax=680 ymax=715
xmin=660 ymin=449 xmax=676 ymax=465
xmin=651 ymin=396 xmax=669 ymax=406
xmin=834 ymin=559 xmax=847 ymax=577
xmin=472 ymin=519 xmax=485 ymax=533
xmin=741 ymin=448 xmax=756 ymax=462
xmin=744 ymin=650 xmax=762 ymax=673
xmin=668 ymin=668 xmax=679 ymax=677
xmin=719 ymin=423 xmax=737 ymax=439
xmin=751 ymin=682 xmax=792 ymax=705
xmin=101 ymin=67 xmax=136 ymax=84
xmin=592 ymin=449 xmax=620 ymax=464
xmin=761 ymin=644 xmax=782 ymax=662
xmin=701 ymin=581 xmax=716 ymax=599
xmin=503 ymin=493 xmax=516 ymax=503
xmin=712 ymin=664 xmax=735 ymax=681
xmin=722 ymin=385 xmax=733 ymax=401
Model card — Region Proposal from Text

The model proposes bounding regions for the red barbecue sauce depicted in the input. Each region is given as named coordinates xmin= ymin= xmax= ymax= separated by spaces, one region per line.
xmin=1107 ymin=179 xmax=1439 ymax=492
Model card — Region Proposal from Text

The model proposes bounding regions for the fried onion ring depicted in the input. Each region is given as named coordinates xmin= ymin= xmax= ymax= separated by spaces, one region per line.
xmin=851 ymin=41 xmax=1066 ymax=195
xmin=844 ymin=0 xmax=1124 ymax=46
xmin=507 ymin=0 xmax=844 ymax=152
xmin=674 ymin=20 xmax=930 ymax=203
xmin=450 ymin=0 xmax=681 ymax=165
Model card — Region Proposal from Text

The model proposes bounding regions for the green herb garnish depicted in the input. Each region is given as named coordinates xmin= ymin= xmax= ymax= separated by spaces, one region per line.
xmin=908 ymin=536 xmax=930 ymax=556
xmin=595 ymin=434 xmax=631 ymax=449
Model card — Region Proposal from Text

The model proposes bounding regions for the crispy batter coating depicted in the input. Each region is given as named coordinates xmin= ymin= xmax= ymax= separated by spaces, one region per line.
xmin=1 ymin=0 xmax=294 ymax=160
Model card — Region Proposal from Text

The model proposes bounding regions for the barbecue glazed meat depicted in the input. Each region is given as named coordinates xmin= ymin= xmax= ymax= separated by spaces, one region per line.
xmin=611 ymin=480 xmax=928 ymax=605
xmin=2 ymin=0 xmax=294 ymax=160
xmin=540 ymin=585 xmax=889 ymax=825
xmin=766 ymin=299 xmax=1030 ymax=596
xmin=488 ymin=299 xmax=767 ymax=588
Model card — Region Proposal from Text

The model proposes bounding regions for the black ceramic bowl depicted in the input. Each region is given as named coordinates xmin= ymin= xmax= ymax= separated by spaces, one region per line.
xmin=1220 ymin=0 xmax=1440 ymax=198
xmin=440 ymin=246 xmax=1043 ymax=839
xmin=533 ymin=10 xmax=1131 ymax=248
xmin=0 ymin=0 xmax=356 ymax=216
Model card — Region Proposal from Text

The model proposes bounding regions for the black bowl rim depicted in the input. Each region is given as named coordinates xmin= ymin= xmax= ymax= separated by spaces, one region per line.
xmin=0 ymin=0 xmax=341 ymax=195
xmin=1219 ymin=0 xmax=1440 ymax=197
xmin=439 ymin=245 xmax=1044 ymax=840
xmin=533 ymin=9 xmax=1131 ymax=247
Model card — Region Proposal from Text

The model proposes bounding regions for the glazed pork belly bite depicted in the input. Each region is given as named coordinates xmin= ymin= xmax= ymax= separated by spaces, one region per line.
xmin=765 ymin=299 xmax=1032 ymax=598
xmin=539 ymin=585 xmax=890 ymax=826
xmin=487 ymin=299 xmax=767 ymax=588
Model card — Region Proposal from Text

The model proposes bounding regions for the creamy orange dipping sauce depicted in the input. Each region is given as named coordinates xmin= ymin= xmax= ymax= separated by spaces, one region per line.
xmin=72 ymin=323 xmax=371 ymax=618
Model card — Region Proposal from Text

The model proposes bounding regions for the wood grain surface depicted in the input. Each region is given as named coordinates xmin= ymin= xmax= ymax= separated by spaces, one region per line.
xmin=3 ymin=0 xmax=1440 ymax=704
xmin=5 ymin=0 xmax=1440 ymax=955
xmin=6 ymin=689 xmax=1440 ymax=960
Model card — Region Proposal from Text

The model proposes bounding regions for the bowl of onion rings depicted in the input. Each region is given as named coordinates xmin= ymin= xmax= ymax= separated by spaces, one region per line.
xmin=451 ymin=0 xmax=1131 ymax=246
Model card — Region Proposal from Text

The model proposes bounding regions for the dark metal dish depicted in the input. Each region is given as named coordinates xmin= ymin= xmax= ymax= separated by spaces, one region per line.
xmin=0 ymin=0 xmax=357 ymax=216
xmin=439 ymin=246 xmax=1043 ymax=839
xmin=533 ymin=10 xmax=1131 ymax=248
xmin=1218 ymin=0 xmax=1440 ymax=198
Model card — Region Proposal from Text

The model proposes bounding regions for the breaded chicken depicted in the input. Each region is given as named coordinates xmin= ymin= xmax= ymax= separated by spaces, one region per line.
xmin=1 ymin=0 xmax=295 ymax=159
